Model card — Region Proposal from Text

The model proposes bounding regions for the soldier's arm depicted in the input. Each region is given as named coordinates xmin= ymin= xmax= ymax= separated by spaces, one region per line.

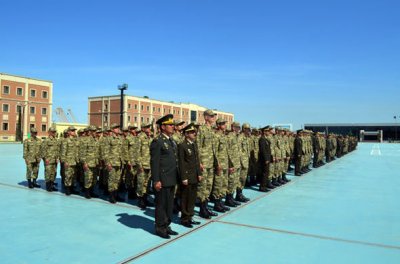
xmin=150 ymin=139 xmax=161 ymax=185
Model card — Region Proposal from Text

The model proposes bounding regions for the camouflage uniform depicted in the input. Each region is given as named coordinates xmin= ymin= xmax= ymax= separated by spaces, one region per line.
xmin=80 ymin=132 xmax=100 ymax=191
xmin=41 ymin=133 xmax=60 ymax=187
xmin=60 ymin=133 xmax=79 ymax=190
xmin=227 ymin=131 xmax=241 ymax=195
xmin=238 ymin=132 xmax=250 ymax=190
xmin=23 ymin=131 xmax=42 ymax=186
xmin=125 ymin=132 xmax=140 ymax=196
xmin=105 ymin=133 xmax=123 ymax=193
xmin=137 ymin=131 xmax=152 ymax=197
xmin=213 ymin=129 xmax=229 ymax=200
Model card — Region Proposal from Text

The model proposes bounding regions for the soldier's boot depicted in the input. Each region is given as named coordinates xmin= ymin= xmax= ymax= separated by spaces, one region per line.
xmin=173 ymin=198 xmax=180 ymax=214
xmin=32 ymin=179 xmax=40 ymax=188
xmin=50 ymin=181 xmax=58 ymax=191
xmin=236 ymin=188 xmax=250 ymax=202
xmin=221 ymin=198 xmax=231 ymax=211
xmin=199 ymin=201 xmax=211 ymax=219
xmin=144 ymin=194 xmax=154 ymax=207
xmin=84 ymin=188 xmax=91 ymax=199
xmin=116 ymin=191 xmax=125 ymax=202
xmin=266 ymin=179 xmax=275 ymax=189
xmin=272 ymin=178 xmax=281 ymax=187
xmin=103 ymin=189 xmax=109 ymax=195
xmin=46 ymin=182 xmax=51 ymax=192
xmin=282 ymin=174 xmax=291 ymax=183
xmin=27 ymin=179 xmax=34 ymax=189
xmin=213 ymin=199 xmax=226 ymax=213
xmin=138 ymin=196 xmax=147 ymax=210
xmin=109 ymin=191 xmax=117 ymax=204
xmin=65 ymin=186 xmax=71 ymax=196
xmin=249 ymin=176 xmax=257 ymax=186
xmin=90 ymin=187 xmax=99 ymax=198
xmin=224 ymin=194 xmax=237 ymax=207
xmin=205 ymin=201 xmax=218 ymax=217
xmin=128 ymin=189 xmax=137 ymax=200
xmin=71 ymin=187 xmax=80 ymax=195
xmin=278 ymin=176 xmax=286 ymax=185
xmin=231 ymin=193 xmax=241 ymax=206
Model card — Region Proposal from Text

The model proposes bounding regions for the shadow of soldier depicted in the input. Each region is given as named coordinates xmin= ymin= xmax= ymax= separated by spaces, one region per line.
xmin=116 ymin=213 xmax=154 ymax=234
xmin=142 ymin=207 xmax=181 ymax=225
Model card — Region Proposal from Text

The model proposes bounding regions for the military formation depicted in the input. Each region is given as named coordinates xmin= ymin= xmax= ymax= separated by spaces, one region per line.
xmin=23 ymin=110 xmax=358 ymax=239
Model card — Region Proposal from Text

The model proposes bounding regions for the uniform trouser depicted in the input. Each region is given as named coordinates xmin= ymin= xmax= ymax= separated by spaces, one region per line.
xmin=45 ymin=163 xmax=57 ymax=182
xmin=313 ymin=152 xmax=319 ymax=166
xmin=228 ymin=168 xmax=240 ymax=194
xmin=180 ymin=183 xmax=198 ymax=222
xmin=197 ymin=168 xmax=214 ymax=202
xmin=125 ymin=166 xmax=137 ymax=190
xmin=108 ymin=166 xmax=122 ymax=192
xmin=26 ymin=162 xmax=40 ymax=180
xmin=283 ymin=159 xmax=289 ymax=173
xmin=269 ymin=163 xmax=275 ymax=180
xmin=260 ymin=164 xmax=269 ymax=188
xmin=137 ymin=169 xmax=151 ymax=197
xmin=84 ymin=167 xmax=98 ymax=189
xmin=212 ymin=169 xmax=228 ymax=199
xmin=295 ymin=156 xmax=302 ymax=173
xmin=155 ymin=185 xmax=175 ymax=230
xmin=60 ymin=162 xmax=65 ymax=182
xmin=238 ymin=166 xmax=248 ymax=190
xmin=64 ymin=165 xmax=76 ymax=187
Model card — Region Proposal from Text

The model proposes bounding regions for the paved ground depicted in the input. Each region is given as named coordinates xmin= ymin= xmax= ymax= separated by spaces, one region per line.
xmin=0 ymin=143 xmax=399 ymax=263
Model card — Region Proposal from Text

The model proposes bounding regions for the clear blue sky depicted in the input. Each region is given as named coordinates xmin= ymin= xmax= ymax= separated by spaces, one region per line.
xmin=1 ymin=0 xmax=399 ymax=129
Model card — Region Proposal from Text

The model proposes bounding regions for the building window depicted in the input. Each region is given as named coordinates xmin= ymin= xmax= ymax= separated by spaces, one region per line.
xmin=2 ymin=86 xmax=10 ymax=94
xmin=191 ymin=110 xmax=197 ymax=122
xmin=104 ymin=115 xmax=108 ymax=122
xmin=146 ymin=106 xmax=150 ymax=111
xmin=30 ymin=89 xmax=36 ymax=97
xmin=2 ymin=122 xmax=9 ymax=131
xmin=169 ymin=109 xmax=171 ymax=114
xmin=104 ymin=103 xmax=108 ymax=111
xmin=153 ymin=107 xmax=155 ymax=112
xmin=134 ymin=104 xmax=137 ymax=110
xmin=128 ymin=103 xmax=131 ymax=109
xmin=2 ymin=104 xmax=9 ymax=112
xmin=30 ymin=106 xmax=35 ymax=114
xmin=178 ymin=110 xmax=180 ymax=115
xmin=128 ymin=116 xmax=131 ymax=122
xmin=17 ymin=87 xmax=23 ymax=96
xmin=141 ymin=117 xmax=144 ymax=122
xmin=173 ymin=110 xmax=176 ymax=114
xmin=158 ymin=108 xmax=161 ymax=113
xmin=16 ymin=105 xmax=22 ymax=113
xmin=134 ymin=116 xmax=137 ymax=122
xmin=42 ymin=108 xmax=47 ymax=115
xmin=147 ymin=118 xmax=150 ymax=122
xmin=42 ymin=91 xmax=48 ymax=99
xmin=41 ymin=124 xmax=47 ymax=132
xmin=141 ymin=105 xmax=144 ymax=111
xmin=30 ymin=124 xmax=35 ymax=129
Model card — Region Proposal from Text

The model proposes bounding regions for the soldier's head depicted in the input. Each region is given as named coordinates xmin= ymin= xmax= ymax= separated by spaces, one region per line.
xmin=67 ymin=126 xmax=77 ymax=137
xmin=157 ymin=114 xmax=175 ymax=136
xmin=261 ymin=126 xmax=271 ymax=136
xmin=129 ymin=123 xmax=138 ymax=136
xmin=30 ymin=127 xmax=38 ymax=138
xmin=203 ymin=109 xmax=217 ymax=125
xmin=216 ymin=118 xmax=227 ymax=131
xmin=48 ymin=127 xmax=57 ymax=137
xmin=141 ymin=122 xmax=152 ymax=135
xmin=231 ymin=122 xmax=241 ymax=133
xmin=110 ymin=123 xmax=120 ymax=135
xmin=174 ymin=120 xmax=185 ymax=132
xmin=182 ymin=123 xmax=197 ymax=141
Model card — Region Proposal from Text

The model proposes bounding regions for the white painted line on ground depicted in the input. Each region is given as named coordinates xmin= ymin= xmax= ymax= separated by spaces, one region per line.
xmin=370 ymin=144 xmax=381 ymax=156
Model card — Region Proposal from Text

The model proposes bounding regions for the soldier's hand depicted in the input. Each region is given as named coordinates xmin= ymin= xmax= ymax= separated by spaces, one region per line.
xmin=200 ymin=163 xmax=204 ymax=172
xmin=216 ymin=168 xmax=222 ymax=176
xmin=182 ymin=179 xmax=188 ymax=186
xmin=229 ymin=168 xmax=235 ymax=174
xmin=107 ymin=164 xmax=113 ymax=171
xmin=64 ymin=162 xmax=69 ymax=168
xmin=138 ymin=167 xmax=144 ymax=173
xmin=154 ymin=181 xmax=162 ymax=191
xmin=45 ymin=159 xmax=50 ymax=166
xmin=83 ymin=163 xmax=89 ymax=171
xmin=198 ymin=176 xmax=203 ymax=182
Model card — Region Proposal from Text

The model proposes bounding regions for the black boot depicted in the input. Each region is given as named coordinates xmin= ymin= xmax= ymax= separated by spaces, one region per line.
xmin=46 ymin=182 xmax=51 ymax=192
xmin=231 ymin=193 xmax=241 ymax=206
xmin=109 ymin=191 xmax=116 ymax=204
xmin=199 ymin=201 xmax=211 ymax=219
xmin=85 ymin=188 xmax=91 ymax=199
xmin=128 ymin=189 xmax=137 ymax=200
xmin=221 ymin=198 xmax=231 ymax=211
xmin=278 ymin=176 xmax=286 ymax=185
xmin=32 ymin=179 xmax=40 ymax=188
xmin=65 ymin=186 xmax=71 ymax=196
xmin=282 ymin=174 xmax=291 ymax=182
xmin=213 ymin=199 xmax=226 ymax=213
xmin=50 ymin=181 xmax=58 ymax=191
xmin=266 ymin=179 xmax=275 ymax=189
xmin=144 ymin=194 xmax=154 ymax=207
xmin=138 ymin=196 xmax=146 ymax=209
xmin=205 ymin=201 xmax=218 ymax=217
xmin=224 ymin=194 xmax=237 ymax=207
xmin=272 ymin=178 xmax=281 ymax=187
xmin=236 ymin=189 xmax=250 ymax=202
xmin=28 ymin=179 xmax=34 ymax=189
xmin=116 ymin=191 xmax=125 ymax=202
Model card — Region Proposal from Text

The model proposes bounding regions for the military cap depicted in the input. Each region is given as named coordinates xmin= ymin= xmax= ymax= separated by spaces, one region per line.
xmin=204 ymin=109 xmax=217 ymax=116
xmin=63 ymin=129 xmax=68 ymax=134
xmin=88 ymin=125 xmax=97 ymax=131
xmin=156 ymin=114 xmax=174 ymax=125
xmin=122 ymin=126 xmax=129 ymax=132
xmin=260 ymin=125 xmax=272 ymax=131
xmin=242 ymin=123 xmax=250 ymax=129
xmin=30 ymin=127 xmax=38 ymax=133
xmin=83 ymin=127 xmax=89 ymax=132
xmin=48 ymin=127 xmax=57 ymax=132
xmin=129 ymin=123 xmax=138 ymax=130
xmin=96 ymin=128 xmax=102 ymax=133
xmin=174 ymin=120 xmax=185 ymax=126
xmin=216 ymin=118 xmax=226 ymax=125
xmin=182 ymin=123 xmax=196 ymax=133
xmin=140 ymin=122 xmax=151 ymax=128
xmin=110 ymin=123 xmax=120 ymax=129
xmin=296 ymin=129 xmax=303 ymax=133
xmin=67 ymin=126 xmax=77 ymax=131
xmin=231 ymin=121 xmax=240 ymax=128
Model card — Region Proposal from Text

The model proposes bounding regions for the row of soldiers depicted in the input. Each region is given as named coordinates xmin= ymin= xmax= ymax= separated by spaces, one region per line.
xmin=23 ymin=110 xmax=357 ymax=220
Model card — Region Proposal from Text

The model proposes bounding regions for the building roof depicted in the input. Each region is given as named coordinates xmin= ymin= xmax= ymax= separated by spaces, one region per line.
xmin=305 ymin=123 xmax=399 ymax=127
xmin=0 ymin=72 xmax=53 ymax=83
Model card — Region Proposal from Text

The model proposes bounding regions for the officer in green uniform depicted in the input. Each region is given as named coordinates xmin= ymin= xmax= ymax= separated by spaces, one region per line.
xmin=41 ymin=127 xmax=60 ymax=191
xmin=23 ymin=127 xmax=42 ymax=188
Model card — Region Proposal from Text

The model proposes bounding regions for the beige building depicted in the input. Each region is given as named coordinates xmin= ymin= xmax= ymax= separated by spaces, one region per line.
xmin=88 ymin=95 xmax=234 ymax=128
xmin=0 ymin=73 xmax=53 ymax=141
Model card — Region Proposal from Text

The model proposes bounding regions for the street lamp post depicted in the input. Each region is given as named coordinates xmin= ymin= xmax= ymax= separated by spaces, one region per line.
xmin=118 ymin=84 xmax=128 ymax=129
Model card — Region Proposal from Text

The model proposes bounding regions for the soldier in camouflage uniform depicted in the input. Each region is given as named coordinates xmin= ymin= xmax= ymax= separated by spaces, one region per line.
xmin=60 ymin=126 xmax=79 ymax=195
xmin=41 ymin=127 xmax=60 ymax=191
xmin=236 ymin=123 xmax=251 ymax=202
xmin=23 ymin=127 xmax=42 ymax=188
xmin=126 ymin=124 xmax=140 ymax=199
xmin=99 ymin=127 xmax=110 ymax=193
xmin=312 ymin=132 xmax=321 ymax=168
xmin=281 ymin=129 xmax=291 ymax=182
xmin=273 ymin=128 xmax=286 ymax=186
xmin=172 ymin=120 xmax=185 ymax=144
xmin=105 ymin=123 xmax=124 ymax=203
xmin=212 ymin=118 xmax=231 ymax=212
xmin=226 ymin=122 xmax=242 ymax=207
xmin=80 ymin=125 xmax=100 ymax=199
xmin=197 ymin=109 xmax=218 ymax=219
xmin=59 ymin=129 xmax=68 ymax=187
xmin=137 ymin=122 xmax=154 ymax=209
